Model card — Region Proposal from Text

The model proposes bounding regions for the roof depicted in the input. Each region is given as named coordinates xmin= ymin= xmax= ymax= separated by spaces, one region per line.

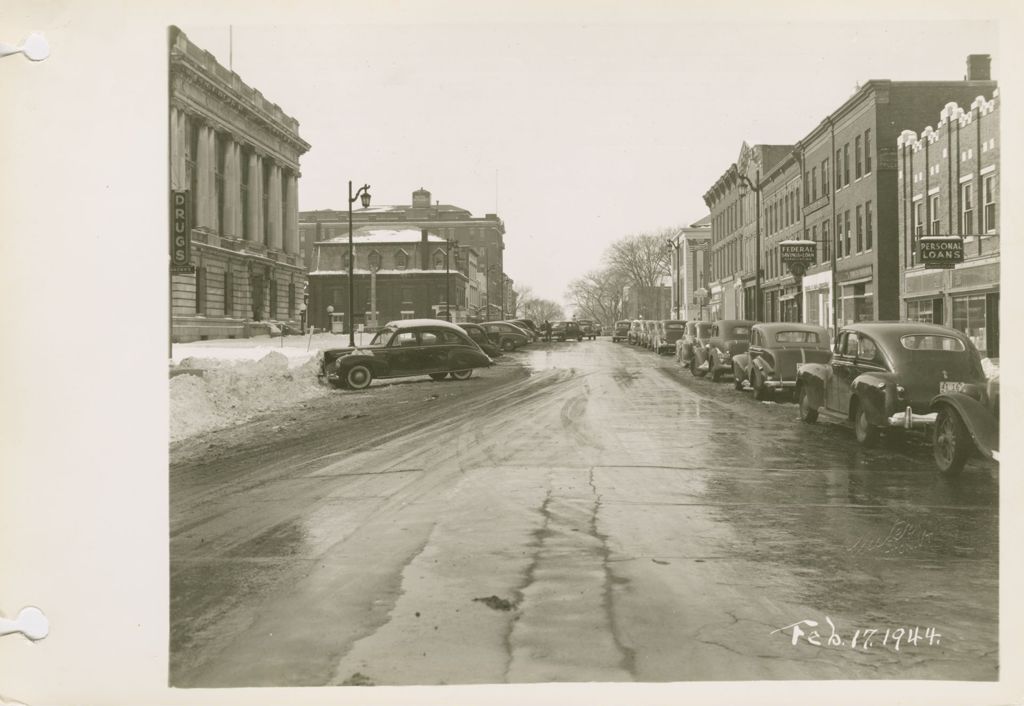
xmin=383 ymin=318 xmax=466 ymax=330
xmin=317 ymin=227 xmax=448 ymax=245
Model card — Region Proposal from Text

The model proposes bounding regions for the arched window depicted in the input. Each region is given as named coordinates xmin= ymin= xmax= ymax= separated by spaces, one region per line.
xmin=433 ymin=249 xmax=446 ymax=270
xmin=368 ymin=250 xmax=382 ymax=271
xmin=394 ymin=250 xmax=408 ymax=270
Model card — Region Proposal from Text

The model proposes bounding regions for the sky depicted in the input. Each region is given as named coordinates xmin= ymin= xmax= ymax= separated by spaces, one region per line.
xmin=181 ymin=19 xmax=998 ymax=306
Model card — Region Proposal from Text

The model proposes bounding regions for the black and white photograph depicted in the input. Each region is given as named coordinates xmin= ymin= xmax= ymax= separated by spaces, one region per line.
xmin=2 ymin=2 xmax=1022 ymax=705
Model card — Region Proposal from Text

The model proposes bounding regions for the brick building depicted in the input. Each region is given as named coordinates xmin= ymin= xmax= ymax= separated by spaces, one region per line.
xmin=667 ymin=216 xmax=712 ymax=321
xmin=169 ymin=27 xmax=311 ymax=342
xmin=897 ymin=86 xmax=999 ymax=358
xmin=300 ymin=188 xmax=511 ymax=321
xmin=307 ymin=228 xmax=480 ymax=331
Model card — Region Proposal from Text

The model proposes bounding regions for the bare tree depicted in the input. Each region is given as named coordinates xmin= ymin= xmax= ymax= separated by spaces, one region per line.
xmin=566 ymin=267 xmax=626 ymax=330
xmin=606 ymin=230 xmax=673 ymax=319
xmin=521 ymin=297 xmax=565 ymax=323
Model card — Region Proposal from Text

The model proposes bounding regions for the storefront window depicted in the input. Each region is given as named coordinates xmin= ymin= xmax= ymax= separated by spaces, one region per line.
xmin=906 ymin=297 xmax=943 ymax=324
xmin=806 ymin=291 xmax=820 ymax=326
xmin=951 ymin=294 xmax=988 ymax=357
xmin=840 ymin=282 xmax=873 ymax=324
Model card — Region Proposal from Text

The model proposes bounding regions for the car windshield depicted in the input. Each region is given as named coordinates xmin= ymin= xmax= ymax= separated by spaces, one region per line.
xmin=900 ymin=334 xmax=966 ymax=352
xmin=776 ymin=330 xmax=820 ymax=343
xmin=369 ymin=328 xmax=398 ymax=346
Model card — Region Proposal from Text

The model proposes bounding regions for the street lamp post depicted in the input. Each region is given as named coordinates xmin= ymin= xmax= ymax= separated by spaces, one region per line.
xmin=445 ymin=237 xmax=459 ymax=322
xmin=348 ymin=181 xmax=371 ymax=347
xmin=487 ymin=264 xmax=499 ymax=320
xmin=665 ymin=237 xmax=681 ymax=319
xmin=736 ymin=169 xmax=762 ymax=322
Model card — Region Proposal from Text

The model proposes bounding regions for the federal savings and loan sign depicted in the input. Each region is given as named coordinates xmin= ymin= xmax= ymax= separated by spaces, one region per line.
xmin=779 ymin=240 xmax=817 ymax=266
xmin=919 ymin=236 xmax=964 ymax=269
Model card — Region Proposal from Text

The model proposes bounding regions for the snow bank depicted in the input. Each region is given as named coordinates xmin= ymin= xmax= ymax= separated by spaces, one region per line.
xmin=170 ymin=351 xmax=328 ymax=442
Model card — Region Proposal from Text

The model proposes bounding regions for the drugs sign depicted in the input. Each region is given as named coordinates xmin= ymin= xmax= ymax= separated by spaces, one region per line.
xmin=919 ymin=236 xmax=963 ymax=269
xmin=171 ymin=191 xmax=191 ymax=268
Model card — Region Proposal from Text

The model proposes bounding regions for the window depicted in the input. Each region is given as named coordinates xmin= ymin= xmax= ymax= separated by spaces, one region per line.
xmin=914 ymin=201 xmax=924 ymax=236
xmin=393 ymin=331 xmax=418 ymax=347
xmin=433 ymin=250 xmax=446 ymax=269
xmin=929 ymin=194 xmax=940 ymax=234
xmin=821 ymin=220 xmax=830 ymax=262
xmin=195 ymin=266 xmax=206 ymax=315
xmin=367 ymin=250 xmax=382 ymax=271
xmin=811 ymin=166 xmax=818 ymax=201
xmin=288 ymin=282 xmax=295 ymax=317
xmin=961 ymin=182 xmax=974 ymax=235
xmin=865 ymin=201 xmax=873 ymax=251
xmin=836 ymin=215 xmax=844 ymax=258
xmin=795 ymin=188 xmax=800 ymax=219
xmin=394 ymin=250 xmax=408 ymax=269
xmin=811 ymin=225 xmax=819 ymax=263
xmin=983 ymin=174 xmax=996 ymax=232
xmin=224 ymin=270 xmax=233 ymax=317
xmin=804 ymin=171 xmax=810 ymax=202
xmin=855 ymin=135 xmax=863 ymax=179
xmin=843 ymin=143 xmax=850 ymax=186
xmin=776 ymin=330 xmax=820 ymax=343
xmin=835 ymin=150 xmax=842 ymax=191
xmin=856 ymin=205 xmax=864 ymax=252
xmin=864 ymin=129 xmax=872 ymax=173
xmin=900 ymin=334 xmax=965 ymax=352
xmin=844 ymin=210 xmax=851 ymax=256
xmin=400 ymin=287 xmax=413 ymax=303
xmin=420 ymin=331 xmax=441 ymax=346
xmin=822 ymin=158 xmax=829 ymax=193
xmin=842 ymin=332 xmax=860 ymax=356
xmin=269 ymin=279 xmax=277 ymax=319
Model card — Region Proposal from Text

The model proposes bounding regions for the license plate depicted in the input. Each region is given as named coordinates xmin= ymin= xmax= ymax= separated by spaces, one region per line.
xmin=939 ymin=381 xmax=966 ymax=393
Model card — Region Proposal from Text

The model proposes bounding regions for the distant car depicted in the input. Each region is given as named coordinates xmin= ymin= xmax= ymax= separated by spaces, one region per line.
xmin=612 ymin=320 xmax=631 ymax=342
xmin=509 ymin=319 xmax=540 ymax=340
xmin=551 ymin=320 xmax=583 ymax=341
xmin=628 ymin=320 xmax=643 ymax=345
xmin=701 ymin=320 xmax=754 ymax=381
xmin=678 ymin=321 xmax=713 ymax=373
xmin=320 ymin=318 xmax=492 ymax=389
xmin=458 ymin=322 xmax=502 ymax=358
xmin=482 ymin=322 xmax=531 ymax=351
xmin=653 ymin=320 xmax=687 ymax=355
xmin=931 ymin=372 xmax=999 ymax=474
xmin=732 ymin=323 xmax=831 ymax=400
xmin=577 ymin=319 xmax=599 ymax=340
xmin=796 ymin=322 xmax=987 ymax=448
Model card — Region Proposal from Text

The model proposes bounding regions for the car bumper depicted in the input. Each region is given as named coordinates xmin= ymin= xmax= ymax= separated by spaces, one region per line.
xmin=762 ymin=379 xmax=796 ymax=389
xmin=888 ymin=406 xmax=938 ymax=429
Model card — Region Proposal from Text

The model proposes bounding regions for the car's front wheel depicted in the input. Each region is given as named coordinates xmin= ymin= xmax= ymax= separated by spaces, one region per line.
xmin=344 ymin=364 xmax=373 ymax=390
xmin=450 ymin=369 xmax=473 ymax=381
xmin=933 ymin=406 xmax=971 ymax=475
xmin=853 ymin=401 xmax=879 ymax=447
xmin=429 ymin=372 xmax=448 ymax=381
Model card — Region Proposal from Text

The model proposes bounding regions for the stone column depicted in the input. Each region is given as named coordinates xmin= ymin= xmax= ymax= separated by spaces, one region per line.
xmin=221 ymin=137 xmax=238 ymax=238
xmin=256 ymin=154 xmax=266 ymax=245
xmin=246 ymin=151 xmax=261 ymax=242
xmin=195 ymin=123 xmax=213 ymax=229
xmin=169 ymin=106 xmax=186 ymax=190
xmin=268 ymin=163 xmax=283 ymax=250
xmin=285 ymin=172 xmax=299 ymax=254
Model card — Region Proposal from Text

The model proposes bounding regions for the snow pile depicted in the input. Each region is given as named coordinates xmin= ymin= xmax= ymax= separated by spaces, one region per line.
xmin=170 ymin=351 xmax=328 ymax=442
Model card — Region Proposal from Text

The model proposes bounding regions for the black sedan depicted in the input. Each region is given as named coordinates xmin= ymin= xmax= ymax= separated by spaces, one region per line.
xmin=458 ymin=322 xmax=503 ymax=358
xmin=320 ymin=319 xmax=493 ymax=390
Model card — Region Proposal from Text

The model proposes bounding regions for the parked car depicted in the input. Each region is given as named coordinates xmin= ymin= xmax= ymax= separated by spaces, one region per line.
xmin=510 ymin=319 xmax=540 ymax=340
xmin=699 ymin=320 xmax=754 ymax=381
xmin=678 ymin=321 xmax=713 ymax=373
xmin=482 ymin=321 xmax=531 ymax=351
xmin=577 ymin=319 xmax=600 ymax=340
xmin=551 ymin=320 xmax=583 ymax=341
xmin=652 ymin=320 xmax=687 ymax=355
xmin=930 ymin=372 xmax=999 ymax=474
xmin=320 ymin=319 xmax=492 ymax=389
xmin=732 ymin=323 xmax=832 ymax=400
xmin=457 ymin=322 xmax=502 ymax=358
xmin=795 ymin=322 xmax=987 ymax=447
xmin=628 ymin=320 xmax=643 ymax=345
xmin=612 ymin=320 xmax=631 ymax=342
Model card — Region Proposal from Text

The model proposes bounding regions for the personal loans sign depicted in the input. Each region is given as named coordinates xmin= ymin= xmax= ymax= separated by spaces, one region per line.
xmin=170 ymin=191 xmax=194 ymax=274
xmin=919 ymin=236 xmax=964 ymax=269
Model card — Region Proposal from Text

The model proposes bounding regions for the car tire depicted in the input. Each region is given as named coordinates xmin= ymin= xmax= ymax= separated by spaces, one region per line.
xmin=345 ymin=364 xmax=373 ymax=390
xmin=798 ymin=385 xmax=818 ymax=423
xmin=853 ymin=400 xmax=879 ymax=447
xmin=450 ymin=369 xmax=473 ymax=381
xmin=429 ymin=372 xmax=448 ymax=381
xmin=501 ymin=338 xmax=515 ymax=352
xmin=752 ymin=369 xmax=771 ymax=401
xmin=933 ymin=406 xmax=971 ymax=475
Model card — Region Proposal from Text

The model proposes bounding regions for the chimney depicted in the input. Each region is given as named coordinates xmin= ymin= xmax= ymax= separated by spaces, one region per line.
xmin=965 ymin=54 xmax=991 ymax=81
xmin=421 ymin=228 xmax=430 ymax=270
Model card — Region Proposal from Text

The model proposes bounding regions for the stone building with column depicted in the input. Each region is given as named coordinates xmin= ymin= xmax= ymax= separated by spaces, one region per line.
xmin=169 ymin=26 xmax=311 ymax=342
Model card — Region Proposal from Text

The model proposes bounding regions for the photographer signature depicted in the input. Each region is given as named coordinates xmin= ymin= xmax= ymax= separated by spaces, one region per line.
xmin=771 ymin=616 xmax=941 ymax=650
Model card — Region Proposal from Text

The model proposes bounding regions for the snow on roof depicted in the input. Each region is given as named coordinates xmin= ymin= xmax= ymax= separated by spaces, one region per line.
xmin=317 ymin=227 xmax=448 ymax=245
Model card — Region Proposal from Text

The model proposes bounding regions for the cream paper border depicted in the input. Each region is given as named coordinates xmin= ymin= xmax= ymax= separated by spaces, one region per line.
xmin=0 ymin=1 xmax=1021 ymax=705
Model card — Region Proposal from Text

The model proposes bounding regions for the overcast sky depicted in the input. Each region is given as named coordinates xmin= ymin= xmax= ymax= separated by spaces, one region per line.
xmin=182 ymin=20 xmax=997 ymax=306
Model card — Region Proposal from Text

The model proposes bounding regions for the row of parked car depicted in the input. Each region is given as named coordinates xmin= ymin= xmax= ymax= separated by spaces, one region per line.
xmin=613 ymin=317 xmax=999 ymax=476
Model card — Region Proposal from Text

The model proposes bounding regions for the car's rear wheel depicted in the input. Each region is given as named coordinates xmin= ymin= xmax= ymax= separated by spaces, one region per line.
xmin=450 ymin=369 xmax=473 ymax=381
xmin=429 ymin=372 xmax=448 ymax=381
xmin=345 ymin=364 xmax=373 ymax=390
xmin=501 ymin=338 xmax=515 ymax=351
xmin=798 ymin=385 xmax=818 ymax=423
xmin=933 ymin=406 xmax=971 ymax=475
xmin=853 ymin=401 xmax=879 ymax=447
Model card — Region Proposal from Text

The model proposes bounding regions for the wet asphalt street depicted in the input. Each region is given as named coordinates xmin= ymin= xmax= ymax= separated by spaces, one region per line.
xmin=169 ymin=338 xmax=998 ymax=686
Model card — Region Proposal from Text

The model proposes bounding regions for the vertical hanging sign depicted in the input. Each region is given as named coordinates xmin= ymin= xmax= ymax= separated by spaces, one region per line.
xmin=170 ymin=190 xmax=195 ymax=274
